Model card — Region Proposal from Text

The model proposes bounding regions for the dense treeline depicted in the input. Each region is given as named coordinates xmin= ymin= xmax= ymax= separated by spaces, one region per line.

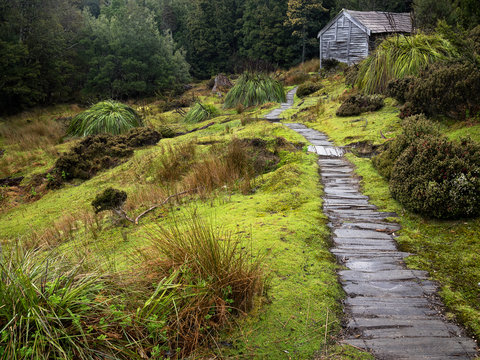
xmin=1 ymin=0 xmax=478 ymax=114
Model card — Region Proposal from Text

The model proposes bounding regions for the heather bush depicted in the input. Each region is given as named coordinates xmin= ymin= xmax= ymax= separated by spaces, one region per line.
xmin=372 ymin=115 xmax=439 ymax=179
xmin=390 ymin=136 xmax=480 ymax=219
xmin=336 ymin=94 xmax=384 ymax=116
xmin=386 ymin=76 xmax=414 ymax=103
xmin=405 ymin=62 xmax=480 ymax=119
xmin=296 ymin=81 xmax=323 ymax=98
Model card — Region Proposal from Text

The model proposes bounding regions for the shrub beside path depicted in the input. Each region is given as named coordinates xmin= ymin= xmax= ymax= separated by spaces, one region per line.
xmin=264 ymin=90 xmax=479 ymax=359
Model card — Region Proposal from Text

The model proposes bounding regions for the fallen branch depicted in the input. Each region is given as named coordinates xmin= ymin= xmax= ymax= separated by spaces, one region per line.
xmin=114 ymin=188 xmax=199 ymax=225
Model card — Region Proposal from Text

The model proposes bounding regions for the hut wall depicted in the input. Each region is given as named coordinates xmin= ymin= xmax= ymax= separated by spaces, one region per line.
xmin=320 ymin=15 xmax=368 ymax=65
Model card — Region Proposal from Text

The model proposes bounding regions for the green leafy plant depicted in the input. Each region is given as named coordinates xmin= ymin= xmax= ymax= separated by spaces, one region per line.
xmin=67 ymin=100 xmax=143 ymax=137
xmin=224 ymin=72 xmax=286 ymax=108
xmin=184 ymin=103 xmax=220 ymax=124
xmin=403 ymin=61 xmax=480 ymax=119
xmin=355 ymin=33 xmax=458 ymax=94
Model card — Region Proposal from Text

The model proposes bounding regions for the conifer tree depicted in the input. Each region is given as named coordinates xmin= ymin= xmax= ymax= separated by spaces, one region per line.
xmin=285 ymin=0 xmax=328 ymax=63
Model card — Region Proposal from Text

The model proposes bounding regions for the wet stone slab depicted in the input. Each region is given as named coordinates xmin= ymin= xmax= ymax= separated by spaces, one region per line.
xmin=281 ymin=124 xmax=479 ymax=358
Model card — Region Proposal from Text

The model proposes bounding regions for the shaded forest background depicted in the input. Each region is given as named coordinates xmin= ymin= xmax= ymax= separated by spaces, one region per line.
xmin=1 ymin=0 xmax=478 ymax=114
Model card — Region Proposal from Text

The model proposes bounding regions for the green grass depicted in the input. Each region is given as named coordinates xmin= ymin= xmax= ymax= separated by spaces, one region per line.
xmin=184 ymin=102 xmax=220 ymax=123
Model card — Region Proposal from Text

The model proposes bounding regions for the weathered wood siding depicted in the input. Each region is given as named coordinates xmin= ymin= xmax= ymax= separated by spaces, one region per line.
xmin=320 ymin=14 xmax=368 ymax=65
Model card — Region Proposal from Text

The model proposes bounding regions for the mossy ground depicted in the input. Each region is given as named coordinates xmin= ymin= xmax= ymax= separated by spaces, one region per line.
xmin=285 ymin=75 xmax=480 ymax=341
xmin=0 ymin=80 xmax=371 ymax=358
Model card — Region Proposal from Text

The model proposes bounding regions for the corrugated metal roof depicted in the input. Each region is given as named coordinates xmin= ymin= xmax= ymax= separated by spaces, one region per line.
xmin=345 ymin=10 xmax=412 ymax=34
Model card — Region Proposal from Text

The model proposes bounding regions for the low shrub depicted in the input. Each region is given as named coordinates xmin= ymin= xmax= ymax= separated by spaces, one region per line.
xmin=51 ymin=127 xmax=162 ymax=185
xmin=296 ymin=81 xmax=323 ymax=98
xmin=321 ymin=58 xmax=340 ymax=71
xmin=184 ymin=103 xmax=219 ymax=124
xmin=92 ymin=187 xmax=127 ymax=213
xmin=68 ymin=100 xmax=142 ymax=136
xmin=224 ymin=72 xmax=285 ymax=108
xmin=336 ymin=94 xmax=384 ymax=116
xmin=386 ymin=76 xmax=414 ymax=103
xmin=372 ymin=115 xmax=439 ymax=179
xmin=390 ymin=136 xmax=480 ymax=219
xmin=405 ymin=61 xmax=480 ymax=119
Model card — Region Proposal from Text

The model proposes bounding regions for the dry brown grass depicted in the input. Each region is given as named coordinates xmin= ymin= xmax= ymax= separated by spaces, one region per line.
xmin=183 ymin=139 xmax=253 ymax=196
xmin=23 ymin=210 xmax=97 ymax=250
xmin=139 ymin=215 xmax=263 ymax=357
xmin=155 ymin=142 xmax=196 ymax=184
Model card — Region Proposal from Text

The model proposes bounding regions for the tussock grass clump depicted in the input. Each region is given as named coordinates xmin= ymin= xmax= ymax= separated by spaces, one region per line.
xmin=145 ymin=216 xmax=263 ymax=355
xmin=68 ymin=100 xmax=142 ymax=136
xmin=224 ymin=73 xmax=286 ymax=109
xmin=355 ymin=34 xmax=458 ymax=94
xmin=184 ymin=103 xmax=219 ymax=124
xmin=0 ymin=247 xmax=109 ymax=359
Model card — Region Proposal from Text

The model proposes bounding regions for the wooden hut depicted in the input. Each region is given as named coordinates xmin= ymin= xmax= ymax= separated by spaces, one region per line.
xmin=318 ymin=9 xmax=413 ymax=67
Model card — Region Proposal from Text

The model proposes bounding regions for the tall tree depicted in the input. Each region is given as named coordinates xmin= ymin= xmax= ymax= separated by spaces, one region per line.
xmin=286 ymin=0 xmax=328 ymax=63
xmin=239 ymin=0 xmax=297 ymax=68
xmin=81 ymin=1 xmax=190 ymax=99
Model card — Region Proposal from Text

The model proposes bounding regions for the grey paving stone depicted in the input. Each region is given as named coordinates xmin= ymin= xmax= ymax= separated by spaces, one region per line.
xmin=281 ymin=115 xmax=478 ymax=359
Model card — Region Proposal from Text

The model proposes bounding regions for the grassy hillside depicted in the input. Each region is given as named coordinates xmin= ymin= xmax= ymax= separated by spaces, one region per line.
xmin=0 ymin=79 xmax=372 ymax=359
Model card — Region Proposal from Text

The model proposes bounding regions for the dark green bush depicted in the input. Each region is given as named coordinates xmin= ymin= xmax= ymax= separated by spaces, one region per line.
xmin=52 ymin=127 xmax=162 ymax=185
xmin=386 ymin=76 xmax=414 ymax=103
xmin=390 ymin=136 xmax=480 ymax=219
xmin=296 ymin=81 xmax=323 ymax=98
xmin=405 ymin=62 xmax=480 ymax=119
xmin=336 ymin=94 xmax=384 ymax=116
xmin=372 ymin=115 xmax=439 ymax=179
xmin=321 ymin=58 xmax=340 ymax=71
xmin=92 ymin=188 xmax=127 ymax=213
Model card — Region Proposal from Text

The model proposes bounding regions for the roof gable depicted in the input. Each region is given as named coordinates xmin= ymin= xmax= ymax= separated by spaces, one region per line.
xmin=345 ymin=10 xmax=412 ymax=34
xmin=318 ymin=9 xmax=412 ymax=38
xmin=318 ymin=9 xmax=368 ymax=38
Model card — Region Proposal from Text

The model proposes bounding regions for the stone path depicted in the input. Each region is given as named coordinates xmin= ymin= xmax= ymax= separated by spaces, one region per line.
xmin=285 ymin=124 xmax=478 ymax=360
xmin=264 ymin=98 xmax=478 ymax=359
xmin=264 ymin=87 xmax=297 ymax=121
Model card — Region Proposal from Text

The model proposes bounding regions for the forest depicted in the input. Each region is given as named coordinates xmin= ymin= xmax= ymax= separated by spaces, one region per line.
xmin=1 ymin=0 xmax=479 ymax=115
